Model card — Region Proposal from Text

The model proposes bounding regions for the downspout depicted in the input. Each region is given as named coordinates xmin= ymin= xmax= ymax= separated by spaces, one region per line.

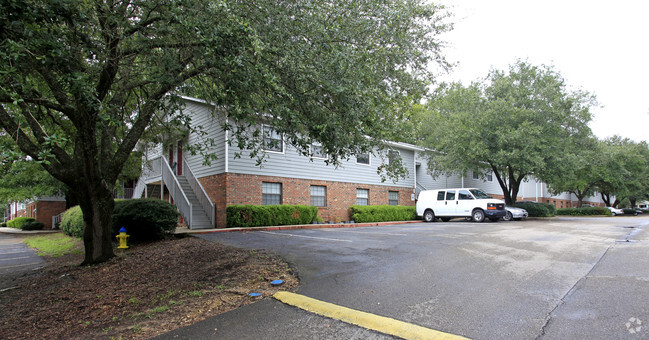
xmin=224 ymin=118 xmax=229 ymax=173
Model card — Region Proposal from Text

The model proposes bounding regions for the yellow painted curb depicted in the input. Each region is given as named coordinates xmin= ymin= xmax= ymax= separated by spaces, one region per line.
xmin=273 ymin=291 xmax=470 ymax=340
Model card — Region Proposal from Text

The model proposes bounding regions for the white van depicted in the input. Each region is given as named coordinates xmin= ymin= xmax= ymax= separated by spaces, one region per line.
xmin=416 ymin=188 xmax=506 ymax=222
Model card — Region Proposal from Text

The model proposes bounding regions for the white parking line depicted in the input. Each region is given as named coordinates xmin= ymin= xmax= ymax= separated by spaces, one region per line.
xmin=322 ymin=229 xmax=407 ymax=236
xmin=0 ymin=262 xmax=42 ymax=270
xmin=0 ymin=250 xmax=32 ymax=256
xmin=259 ymin=231 xmax=352 ymax=242
xmin=0 ymin=256 xmax=33 ymax=261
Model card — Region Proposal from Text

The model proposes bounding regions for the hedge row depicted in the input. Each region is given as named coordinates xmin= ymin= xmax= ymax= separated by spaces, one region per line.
xmin=226 ymin=205 xmax=318 ymax=228
xmin=556 ymin=207 xmax=612 ymax=216
xmin=7 ymin=217 xmax=36 ymax=229
xmin=512 ymin=202 xmax=556 ymax=217
xmin=350 ymin=205 xmax=417 ymax=223
xmin=60 ymin=199 xmax=178 ymax=242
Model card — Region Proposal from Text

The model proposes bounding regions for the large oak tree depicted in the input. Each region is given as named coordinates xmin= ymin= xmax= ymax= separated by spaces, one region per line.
xmin=0 ymin=0 xmax=450 ymax=264
xmin=422 ymin=61 xmax=595 ymax=204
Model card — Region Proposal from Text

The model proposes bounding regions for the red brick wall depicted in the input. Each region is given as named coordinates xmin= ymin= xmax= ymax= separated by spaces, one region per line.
xmin=36 ymin=201 xmax=67 ymax=229
xmin=199 ymin=173 xmax=415 ymax=228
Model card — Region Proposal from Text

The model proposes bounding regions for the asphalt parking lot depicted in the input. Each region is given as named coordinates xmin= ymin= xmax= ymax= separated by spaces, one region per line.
xmin=0 ymin=233 xmax=44 ymax=291
xmin=161 ymin=216 xmax=649 ymax=339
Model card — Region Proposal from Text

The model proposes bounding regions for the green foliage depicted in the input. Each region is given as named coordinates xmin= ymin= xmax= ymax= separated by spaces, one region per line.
xmin=226 ymin=205 xmax=318 ymax=228
xmin=112 ymin=199 xmax=179 ymax=242
xmin=423 ymin=60 xmax=596 ymax=204
xmin=556 ymin=207 xmax=611 ymax=216
xmin=622 ymin=208 xmax=641 ymax=215
xmin=6 ymin=216 xmax=35 ymax=229
xmin=21 ymin=220 xmax=45 ymax=231
xmin=24 ymin=233 xmax=81 ymax=257
xmin=0 ymin=158 xmax=65 ymax=203
xmin=350 ymin=205 xmax=417 ymax=223
xmin=60 ymin=206 xmax=84 ymax=238
xmin=512 ymin=202 xmax=556 ymax=217
xmin=0 ymin=0 xmax=451 ymax=263
xmin=595 ymin=137 xmax=649 ymax=207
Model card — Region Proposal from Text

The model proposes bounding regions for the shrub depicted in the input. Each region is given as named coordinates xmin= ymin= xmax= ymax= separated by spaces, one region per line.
xmin=112 ymin=199 xmax=179 ymax=242
xmin=226 ymin=205 xmax=318 ymax=228
xmin=556 ymin=207 xmax=611 ymax=216
xmin=512 ymin=202 xmax=556 ymax=217
xmin=21 ymin=220 xmax=45 ymax=231
xmin=622 ymin=208 xmax=641 ymax=215
xmin=349 ymin=205 xmax=417 ymax=223
xmin=60 ymin=206 xmax=84 ymax=238
xmin=7 ymin=217 xmax=36 ymax=229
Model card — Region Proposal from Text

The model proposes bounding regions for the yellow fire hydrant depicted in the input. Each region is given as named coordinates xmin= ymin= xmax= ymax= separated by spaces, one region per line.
xmin=116 ymin=227 xmax=130 ymax=249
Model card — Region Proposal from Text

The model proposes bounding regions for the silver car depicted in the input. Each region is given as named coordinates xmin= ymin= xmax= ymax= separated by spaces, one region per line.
xmin=607 ymin=206 xmax=624 ymax=216
xmin=503 ymin=206 xmax=528 ymax=221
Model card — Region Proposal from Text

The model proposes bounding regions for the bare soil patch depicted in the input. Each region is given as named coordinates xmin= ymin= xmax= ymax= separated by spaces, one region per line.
xmin=0 ymin=235 xmax=298 ymax=339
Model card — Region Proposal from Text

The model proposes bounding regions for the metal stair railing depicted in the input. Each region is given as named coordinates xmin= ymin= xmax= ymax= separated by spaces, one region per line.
xmin=182 ymin=156 xmax=215 ymax=227
xmin=160 ymin=156 xmax=193 ymax=228
xmin=133 ymin=157 xmax=162 ymax=199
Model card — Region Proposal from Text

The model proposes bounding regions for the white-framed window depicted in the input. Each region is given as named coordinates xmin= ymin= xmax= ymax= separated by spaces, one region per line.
xmin=262 ymin=182 xmax=282 ymax=205
xmin=388 ymin=191 xmax=399 ymax=206
xmin=356 ymin=153 xmax=370 ymax=165
xmin=310 ymin=144 xmax=327 ymax=159
xmin=486 ymin=173 xmax=493 ymax=182
xmin=472 ymin=171 xmax=480 ymax=180
xmin=357 ymin=188 xmax=369 ymax=205
xmin=310 ymin=185 xmax=326 ymax=207
xmin=387 ymin=150 xmax=400 ymax=165
xmin=263 ymin=125 xmax=284 ymax=153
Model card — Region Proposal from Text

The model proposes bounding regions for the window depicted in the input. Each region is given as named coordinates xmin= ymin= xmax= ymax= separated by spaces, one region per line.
xmin=310 ymin=144 xmax=327 ymax=159
xmin=356 ymin=153 xmax=370 ymax=165
xmin=437 ymin=191 xmax=445 ymax=201
xmin=262 ymin=182 xmax=282 ymax=205
xmin=472 ymin=171 xmax=480 ymax=180
xmin=263 ymin=125 xmax=283 ymax=153
xmin=388 ymin=191 xmax=399 ymax=206
xmin=486 ymin=173 xmax=493 ymax=182
xmin=387 ymin=150 xmax=400 ymax=165
xmin=458 ymin=190 xmax=473 ymax=200
xmin=357 ymin=189 xmax=369 ymax=205
xmin=310 ymin=185 xmax=326 ymax=207
xmin=445 ymin=190 xmax=456 ymax=201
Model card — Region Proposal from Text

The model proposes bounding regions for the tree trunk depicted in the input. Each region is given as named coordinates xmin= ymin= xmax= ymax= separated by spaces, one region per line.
xmin=601 ymin=192 xmax=611 ymax=207
xmin=77 ymin=182 xmax=115 ymax=265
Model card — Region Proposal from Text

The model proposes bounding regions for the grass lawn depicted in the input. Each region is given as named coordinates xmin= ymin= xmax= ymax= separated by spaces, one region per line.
xmin=24 ymin=233 xmax=83 ymax=257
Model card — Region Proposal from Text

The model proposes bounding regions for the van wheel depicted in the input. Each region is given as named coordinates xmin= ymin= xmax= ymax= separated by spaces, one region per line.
xmin=423 ymin=210 xmax=435 ymax=222
xmin=472 ymin=209 xmax=485 ymax=222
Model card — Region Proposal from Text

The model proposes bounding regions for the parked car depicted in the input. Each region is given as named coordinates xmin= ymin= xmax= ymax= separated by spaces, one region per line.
xmin=607 ymin=207 xmax=624 ymax=216
xmin=416 ymin=188 xmax=506 ymax=222
xmin=503 ymin=206 xmax=528 ymax=221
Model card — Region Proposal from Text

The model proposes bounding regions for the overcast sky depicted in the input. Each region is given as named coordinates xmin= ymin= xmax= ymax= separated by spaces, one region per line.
xmin=436 ymin=0 xmax=649 ymax=143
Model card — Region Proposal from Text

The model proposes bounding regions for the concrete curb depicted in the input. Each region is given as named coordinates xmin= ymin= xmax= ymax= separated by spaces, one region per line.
xmin=175 ymin=220 xmax=424 ymax=234
xmin=273 ymin=291 xmax=470 ymax=340
xmin=0 ymin=227 xmax=61 ymax=235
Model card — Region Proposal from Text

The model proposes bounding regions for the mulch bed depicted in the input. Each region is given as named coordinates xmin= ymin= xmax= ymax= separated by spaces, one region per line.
xmin=0 ymin=236 xmax=298 ymax=339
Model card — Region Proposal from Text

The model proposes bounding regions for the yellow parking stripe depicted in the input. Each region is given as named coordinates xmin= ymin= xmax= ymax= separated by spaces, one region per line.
xmin=273 ymin=291 xmax=470 ymax=340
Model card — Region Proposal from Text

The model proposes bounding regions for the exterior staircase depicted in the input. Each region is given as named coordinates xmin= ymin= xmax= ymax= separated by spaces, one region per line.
xmin=134 ymin=155 xmax=215 ymax=229
xmin=177 ymin=176 xmax=213 ymax=229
